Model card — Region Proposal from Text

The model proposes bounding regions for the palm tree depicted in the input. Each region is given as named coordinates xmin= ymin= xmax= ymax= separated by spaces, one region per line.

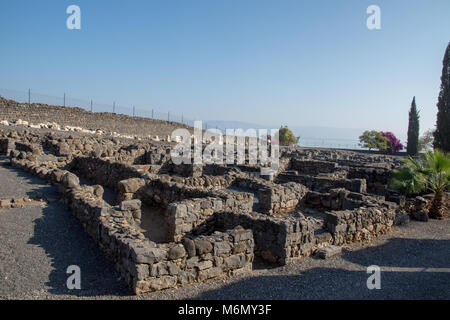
xmin=390 ymin=150 xmax=450 ymax=219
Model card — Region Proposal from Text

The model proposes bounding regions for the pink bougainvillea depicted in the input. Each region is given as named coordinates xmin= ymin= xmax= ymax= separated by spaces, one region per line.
xmin=380 ymin=132 xmax=404 ymax=154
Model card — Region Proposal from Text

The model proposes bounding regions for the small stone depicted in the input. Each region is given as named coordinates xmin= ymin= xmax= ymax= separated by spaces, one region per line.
xmin=118 ymin=178 xmax=144 ymax=193
xmin=131 ymin=246 xmax=166 ymax=264
xmin=197 ymin=267 xmax=223 ymax=282
xmin=93 ymin=185 xmax=104 ymax=198
xmin=223 ymin=254 xmax=246 ymax=269
xmin=182 ymin=238 xmax=196 ymax=258
xmin=61 ymin=172 xmax=79 ymax=189
xmin=148 ymin=276 xmax=177 ymax=291
xmin=315 ymin=245 xmax=342 ymax=259
xmin=194 ymin=239 xmax=213 ymax=255
xmin=214 ymin=241 xmax=232 ymax=256
xmin=411 ymin=211 xmax=429 ymax=222
xmin=197 ymin=260 xmax=213 ymax=270
xmin=168 ymin=244 xmax=186 ymax=260
xmin=0 ymin=199 xmax=11 ymax=208
xmin=57 ymin=142 xmax=71 ymax=156
xmin=394 ymin=214 xmax=410 ymax=225
xmin=120 ymin=199 xmax=141 ymax=211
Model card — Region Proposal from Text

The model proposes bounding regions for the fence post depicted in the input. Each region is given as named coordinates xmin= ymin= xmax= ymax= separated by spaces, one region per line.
xmin=90 ymin=100 xmax=93 ymax=112
xmin=152 ymin=109 xmax=154 ymax=119
xmin=133 ymin=105 xmax=135 ymax=117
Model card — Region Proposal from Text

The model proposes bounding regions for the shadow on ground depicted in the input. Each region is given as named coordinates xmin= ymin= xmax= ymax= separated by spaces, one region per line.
xmin=28 ymin=198 xmax=133 ymax=297
xmin=193 ymin=237 xmax=450 ymax=300
xmin=342 ymin=237 xmax=450 ymax=269
xmin=1 ymin=162 xmax=135 ymax=297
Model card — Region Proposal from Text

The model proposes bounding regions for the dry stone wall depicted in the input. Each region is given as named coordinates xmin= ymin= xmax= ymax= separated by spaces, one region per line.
xmin=69 ymin=156 xmax=142 ymax=191
xmin=7 ymin=156 xmax=254 ymax=295
xmin=1 ymin=119 xmax=415 ymax=295
xmin=346 ymin=167 xmax=392 ymax=195
xmin=165 ymin=192 xmax=254 ymax=242
xmin=258 ymin=182 xmax=308 ymax=214
xmin=325 ymin=207 xmax=395 ymax=245
xmin=304 ymin=188 xmax=391 ymax=211
xmin=277 ymin=172 xmax=367 ymax=193
xmin=214 ymin=211 xmax=331 ymax=265
xmin=290 ymin=159 xmax=338 ymax=175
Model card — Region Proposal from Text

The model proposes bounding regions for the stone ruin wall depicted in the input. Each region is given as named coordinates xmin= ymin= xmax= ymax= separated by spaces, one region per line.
xmin=290 ymin=159 xmax=339 ymax=175
xmin=0 ymin=127 xmax=403 ymax=294
xmin=214 ymin=204 xmax=395 ymax=265
xmin=8 ymin=156 xmax=255 ymax=295
xmin=304 ymin=188 xmax=391 ymax=211
xmin=258 ymin=182 xmax=309 ymax=214
xmin=277 ymin=172 xmax=367 ymax=194
xmin=325 ymin=207 xmax=395 ymax=245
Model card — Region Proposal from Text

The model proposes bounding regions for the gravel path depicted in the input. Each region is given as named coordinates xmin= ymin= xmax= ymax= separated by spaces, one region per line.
xmin=0 ymin=162 xmax=449 ymax=300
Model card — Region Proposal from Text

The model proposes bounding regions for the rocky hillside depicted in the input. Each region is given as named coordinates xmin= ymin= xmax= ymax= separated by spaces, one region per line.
xmin=0 ymin=97 xmax=192 ymax=138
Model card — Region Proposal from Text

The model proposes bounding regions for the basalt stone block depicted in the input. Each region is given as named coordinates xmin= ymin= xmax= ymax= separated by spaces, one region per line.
xmin=214 ymin=241 xmax=232 ymax=256
xmin=197 ymin=260 xmax=213 ymax=270
xmin=131 ymin=246 xmax=167 ymax=264
xmin=61 ymin=172 xmax=80 ymax=189
xmin=194 ymin=239 xmax=213 ymax=255
xmin=197 ymin=267 xmax=222 ymax=282
xmin=394 ymin=213 xmax=410 ymax=226
xmin=148 ymin=276 xmax=177 ymax=291
xmin=118 ymin=178 xmax=145 ymax=193
xmin=129 ymin=264 xmax=149 ymax=281
xmin=57 ymin=142 xmax=71 ymax=156
xmin=186 ymin=256 xmax=199 ymax=268
xmin=178 ymin=270 xmax=197 ymax=285
xmin=411 ymin=211 xmax=429 ymax=222
xmin=120 ymin=199 xmax=141 ymax=211
xmin=223 ymin=254 xmax=246 ymax=270
xmin=182 ymin=238 xmax=196 ymax=258
xmin=93 ymin=185 xmax=104 ymax=198
xmin=325 ymin=212 xmax=339 ymax=225
xmin=315 ymin=245 xmax=342 ymax=259
xmin=230 ymin=227 xmax=252 ymax=243
xmin=168 ymin=244 xmax=186 ymax=260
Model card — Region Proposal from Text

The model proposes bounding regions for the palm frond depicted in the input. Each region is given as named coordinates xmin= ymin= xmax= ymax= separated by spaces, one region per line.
xmin=391 ymin=150 xmax=450 ymax=195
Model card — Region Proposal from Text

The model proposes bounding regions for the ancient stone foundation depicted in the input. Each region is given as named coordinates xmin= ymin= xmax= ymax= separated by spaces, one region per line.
xmin=1 ymin=124 xmax=405 ymax=294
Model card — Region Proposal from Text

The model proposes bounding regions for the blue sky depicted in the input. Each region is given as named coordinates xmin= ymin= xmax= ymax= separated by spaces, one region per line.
xmin=0 ymin=0 xmax=449 ymax=141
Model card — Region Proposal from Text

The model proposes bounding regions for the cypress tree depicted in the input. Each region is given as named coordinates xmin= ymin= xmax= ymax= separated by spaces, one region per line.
xmin=407 ymin=96 xmax=420 ymax=155
xmin=434 ymin=43 xmax=450 ymax=152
